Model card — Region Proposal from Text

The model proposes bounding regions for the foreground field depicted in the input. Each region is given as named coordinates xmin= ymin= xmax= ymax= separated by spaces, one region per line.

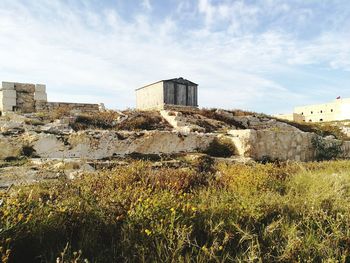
xmin=2 ymin=160 xmax=350 ymax=262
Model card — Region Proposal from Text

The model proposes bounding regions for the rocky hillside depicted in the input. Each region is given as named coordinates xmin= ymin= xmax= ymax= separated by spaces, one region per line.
xmin=1 ymin=107 xmax=350 ymax=190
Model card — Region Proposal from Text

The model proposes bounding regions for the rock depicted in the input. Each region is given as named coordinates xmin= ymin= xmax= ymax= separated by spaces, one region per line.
xmin=227 ymin=129 xmax=316 ymax=162
xmin=0 ymin=136 xmax=22 ymax=159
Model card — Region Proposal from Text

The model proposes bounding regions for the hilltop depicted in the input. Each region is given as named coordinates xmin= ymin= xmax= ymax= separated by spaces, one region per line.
xmin=1 ymin=106 xmax=349 ymax=190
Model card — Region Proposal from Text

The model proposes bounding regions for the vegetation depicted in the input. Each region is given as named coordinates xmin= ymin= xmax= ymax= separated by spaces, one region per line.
xmin=204 ymin=137 xmax=236 ymax=157
xmin=71 ymin=110 xmax=171 ymax=131
xmin=117 ymin=111 xmax=171 ymax=131
xmin=70 ymin=111 xmax=120 ymax=130
xmin=3 ymin=160 xmax=350 ymax=262
xmin=276 ymin=118 xmax=350 ymax=140
xmin=312 ymin=136 xmax=343 ymax=161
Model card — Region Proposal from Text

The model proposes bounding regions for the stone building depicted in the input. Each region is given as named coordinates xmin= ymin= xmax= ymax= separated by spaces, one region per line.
xmin=136 ymin=78 xmax=198 ymax=110
xmin=0 ymin=81 xmax=101 ymax=115
xmin=275 ymin=98 xmax=350 ymax=123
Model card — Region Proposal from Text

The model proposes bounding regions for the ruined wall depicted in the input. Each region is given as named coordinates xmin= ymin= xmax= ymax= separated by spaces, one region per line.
xmin=0 ymin=82 xmax=17 ymax=112
xmin=0 ymin=82 xmax=48 ymax=113
xmin=1 ymin=81 xmax=99 ymax=114
xmin=14 ymin=83 xmax=36 ymax=113
xmin=226 ymin=129 xmax=316 ymax=161
xmin=0 ymin=130 xmax=215 ymax=160
xmin=36 ymin=102 xmax=100 ymax=113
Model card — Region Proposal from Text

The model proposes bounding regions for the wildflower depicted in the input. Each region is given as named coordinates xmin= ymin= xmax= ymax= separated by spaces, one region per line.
xmin=191 ymin=207 xmax=197 ymax=212
xmin=170 ymin=208 xmax=175 ymax=212
xmin=144 ymin=229 xmax=152 ymax=236
xmin=219 ymin=246 xmax=223 ymax=251
xmin=17 ymin=213 xmax=24 ymax=221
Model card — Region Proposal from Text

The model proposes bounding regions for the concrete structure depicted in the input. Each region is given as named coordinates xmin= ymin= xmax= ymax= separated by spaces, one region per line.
xmin=136 ymin=77 xmax=198 ymax=110
xmin=0 ymin=82 xmax=47 ymax=114
xmin=0 ymin=81 xmax=100 ymax=115
xmin=275 ymin=98 xmax=350 ymax=123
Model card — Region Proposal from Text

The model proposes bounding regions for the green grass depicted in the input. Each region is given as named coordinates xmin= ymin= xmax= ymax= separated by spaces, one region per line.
xmin=2 ymin=161 xmax=350 ymax=262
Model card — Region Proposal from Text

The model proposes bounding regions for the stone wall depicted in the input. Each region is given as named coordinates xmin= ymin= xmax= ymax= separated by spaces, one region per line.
xmin=226 ymin=129 xmax=316 ymax=161
xmin=36 ymin=102 xmax=100 ymax=113
xmin=1 ymin=81 xmax=99 ymax=114
xmin=0 ymin=82 xmax=48 ymax=114
xmin=0 ymin=130 xmax=215 ymax=160
xmin=14 ymin=83 xmax=36 ymax=113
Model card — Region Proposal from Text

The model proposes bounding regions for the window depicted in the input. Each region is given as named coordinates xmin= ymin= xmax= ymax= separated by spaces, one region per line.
xmin=331 ymin=109 xmax=333 ymax=112
xmin=309 ymin=119 xmax=312 ymax=122
xmin=320 ymin=119 xmax=323 ymax=121
xmin=320 ymin=110 xmax=323 ymax=113
xmin=301 ymin=112 xmax=304 ymax=115
xmin=311 ymin=111 xmax=313 ymax=114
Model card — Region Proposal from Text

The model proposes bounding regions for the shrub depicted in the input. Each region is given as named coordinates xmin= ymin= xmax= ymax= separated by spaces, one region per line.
xmin=276 ymin=118 xmax=350 ymax=140
xmin=51 ymin=106 xmax=72 ymax=120
xmin=70 ymin=111 xmax=119 ymax=130
xmin=204 ymin=137 xmax=236 ymax=157
xmin=198 ymin=109 xmax=247 ymax=129
xmin=21 ymin=145 xmax=36 ymax=157
xmin=312 ymin=136 xmax=343 ymax=161
xmin=117 ymin=111 xmax=171 ymax=131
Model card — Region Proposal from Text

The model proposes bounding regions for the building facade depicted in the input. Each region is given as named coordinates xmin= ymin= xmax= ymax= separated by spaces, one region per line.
xmin=136 ymin=78 xmax=198 ymax=110
xmin=275 ymin=98 xmax=350 ymax=123
xmin=0 ymin=81 xmax=101 ymax=115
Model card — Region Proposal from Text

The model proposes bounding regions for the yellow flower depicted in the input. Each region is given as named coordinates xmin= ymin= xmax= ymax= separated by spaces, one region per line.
xmin=144 ymin=229 xmax=152 ymax=236
xmin=17 ymin=213 xmax=24 ymax=221
xmin=170 ymin=208 xmax=175 ymax=212
xmin=219 ymin=246 xmax=223 ymax=251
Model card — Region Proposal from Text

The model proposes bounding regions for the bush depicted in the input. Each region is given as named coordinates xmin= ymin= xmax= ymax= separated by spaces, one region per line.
xmin=21 ymin=145 xmax=36 ymax=157
xmin=70 ymin=111 xmax=119 ymax=130
xmin=312 ymin=136 xmax=343 ymax=161
xmin=204 ymin=137 xmax=236 ymax=157
xmin=117 ymin=111 xmax=171 ymax=131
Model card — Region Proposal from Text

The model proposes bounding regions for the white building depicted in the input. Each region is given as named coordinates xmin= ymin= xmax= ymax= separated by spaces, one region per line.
xmin=276 ymin=98 xmax=350 ymax=123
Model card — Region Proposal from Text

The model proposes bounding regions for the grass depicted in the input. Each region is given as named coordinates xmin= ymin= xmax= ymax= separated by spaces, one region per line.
xmin=275 ymin=118 xmax=350 ymax=140
xmin=71 ymin=110 xmax=172 ymax=131
xmin=2 ymin=160 xmax=350 ymax=262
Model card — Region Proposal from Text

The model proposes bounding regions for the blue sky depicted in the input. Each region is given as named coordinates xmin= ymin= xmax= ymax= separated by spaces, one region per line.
xmin=0 ymin=0 xmax=349 ymax=114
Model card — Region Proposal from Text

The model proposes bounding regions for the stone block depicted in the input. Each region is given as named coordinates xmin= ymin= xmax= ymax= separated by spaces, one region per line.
xmin=1 ymin=105 xmax=14 ymax=112
xmin=1 ymin=89 xmax=16 ymax=98
xmin=35 ymin=84 xmax=46 ymax=92
xmin=34 ymin=93 xmax=48 ymax=101
xmin=14 ymin=83 xmax=35 ymax=93
xmin=1 ymin=97 xmax=16 ymax=105
xmin=1 ymin=82 xmax=15 ymax=90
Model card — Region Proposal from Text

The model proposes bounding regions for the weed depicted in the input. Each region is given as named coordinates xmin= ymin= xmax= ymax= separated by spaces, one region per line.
xmin=204 ymin=137 xmax=236 ymax=157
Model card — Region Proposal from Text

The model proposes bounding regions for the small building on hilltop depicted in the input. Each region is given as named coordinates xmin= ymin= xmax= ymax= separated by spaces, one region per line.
xmin=0 ymin=81 xmax=102 ymax=115
xmin=136 ymin=77 xmax=198 ymax=110
xmin=275 ymin=97 xmax=350 ymax=123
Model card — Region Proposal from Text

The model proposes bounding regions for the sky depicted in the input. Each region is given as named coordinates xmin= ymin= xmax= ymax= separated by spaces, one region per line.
xmin=0 ymin=0 xmax=349 ymax=114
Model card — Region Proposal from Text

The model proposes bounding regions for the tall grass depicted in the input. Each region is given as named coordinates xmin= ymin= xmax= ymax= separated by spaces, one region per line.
xmin=2 ymin=161 xmax=350 ymax=262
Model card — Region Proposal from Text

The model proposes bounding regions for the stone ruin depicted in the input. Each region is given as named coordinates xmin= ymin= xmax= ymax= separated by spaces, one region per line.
xmin=0 ymin=81 xmax=103 ymax=115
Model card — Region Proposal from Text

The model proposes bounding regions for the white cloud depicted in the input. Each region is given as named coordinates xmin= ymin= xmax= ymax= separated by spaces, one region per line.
xmin=141 ymin=0 xmax=152 ymax=11
xmin=0 ymin=0 xmax=348 ymax=113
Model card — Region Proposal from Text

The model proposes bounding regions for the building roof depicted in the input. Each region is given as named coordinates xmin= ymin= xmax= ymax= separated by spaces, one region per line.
xmin=136 ymin=77 xmax=198 ymax=91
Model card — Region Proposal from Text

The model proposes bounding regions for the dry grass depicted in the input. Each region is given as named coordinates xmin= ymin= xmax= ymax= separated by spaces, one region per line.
xmin=117 ymin=110 xmax=172 ymax=131
xmin=2 ymin=160 xmax=350 ymax=262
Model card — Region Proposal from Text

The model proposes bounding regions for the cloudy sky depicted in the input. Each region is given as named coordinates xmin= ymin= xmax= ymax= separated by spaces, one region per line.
xmin=0 ymin=0 xmax=349 ymax=113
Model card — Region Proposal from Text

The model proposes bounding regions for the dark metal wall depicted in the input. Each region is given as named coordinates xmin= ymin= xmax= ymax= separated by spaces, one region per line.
xmin=164 ymin=81 xmax=198 ymax=107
